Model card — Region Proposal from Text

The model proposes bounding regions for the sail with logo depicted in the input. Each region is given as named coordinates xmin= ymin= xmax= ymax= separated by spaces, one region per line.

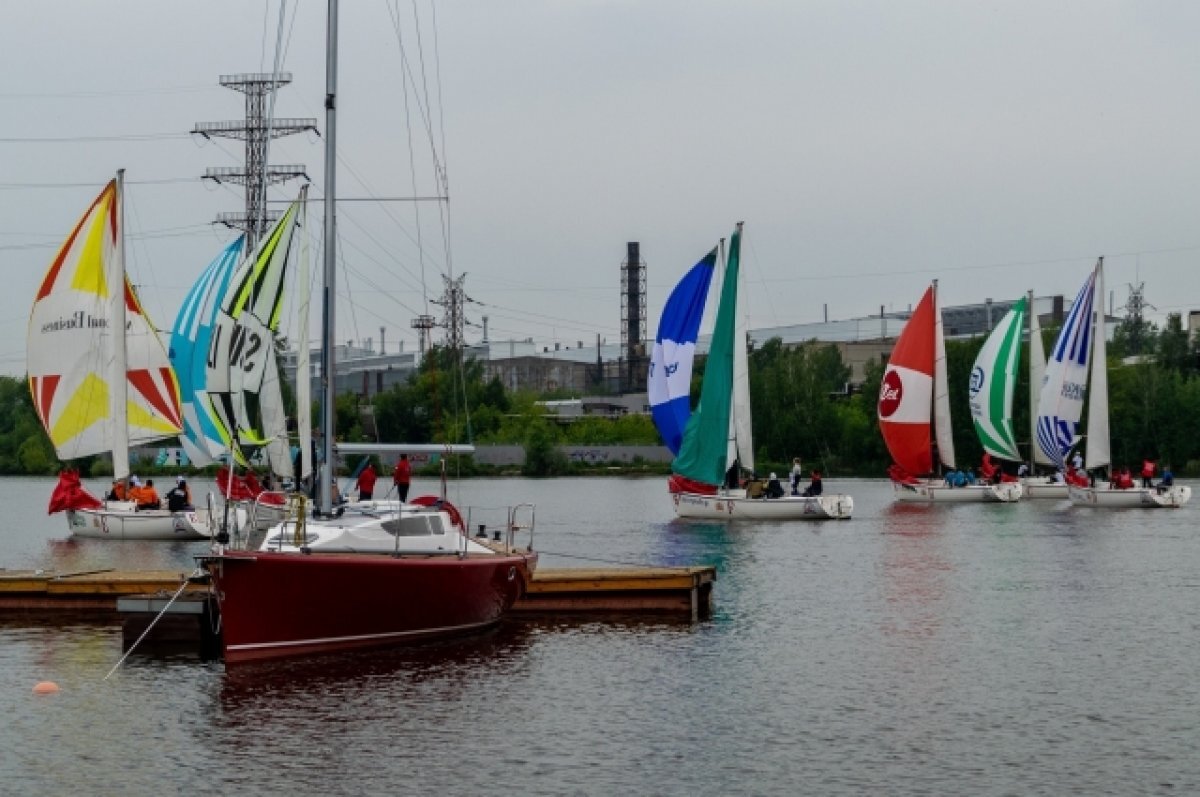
xmin=648 ymin=248 xmax=716 ymax=455
xmin=29 ymin=172 xmax=216 ymax=539
xmin=206 ymin=192 xmax=303 ymax=478
xmin=880 ymin=281 xmax=1022 ymax=502
xmin=653 ymin=224 xmax=853 ymax=520
xmin=968 ymin=296 xmax=1025 ymax=463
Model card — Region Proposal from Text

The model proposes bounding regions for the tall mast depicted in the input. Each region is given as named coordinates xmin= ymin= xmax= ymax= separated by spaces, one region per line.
xmin=112 ymin=169 xmax=130 ymax=481
xmin=319 ymin=0 xmax=339 ymax=515
xmin=932 ymin=279 xmax=955 ymax=469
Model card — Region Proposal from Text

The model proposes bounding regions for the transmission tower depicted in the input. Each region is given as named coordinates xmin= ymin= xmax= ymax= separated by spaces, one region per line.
xmin=193 ymin=73 xmax=317 ymax=250
xmin=1122 ymin=282 xmax=1155 ymax=356
xmin=432 ymin=274 xmax=472 ymax=351
xmin=410 ymin=314 xmax=437 ymax=358
xmin=621 ymin=241 xmax=648 ymax=393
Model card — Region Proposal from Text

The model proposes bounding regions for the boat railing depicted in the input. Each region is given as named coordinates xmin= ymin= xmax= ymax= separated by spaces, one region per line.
xmin=205 ymin=491 xmax=218 ymax=536
xmin=250 ymin=490 xmax=288 ymax=531
xmin=507 ymin=503 xmax=536 ymax=552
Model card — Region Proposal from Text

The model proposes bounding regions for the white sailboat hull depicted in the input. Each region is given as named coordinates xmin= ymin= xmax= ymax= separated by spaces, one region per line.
xmin=67 ymin=503 xmax=213 ymax=540
xmin=892 ymin=480 xmax=1023 ymax=503
xmin=1068 ymin=484 xmax=1192 ymax=509
xmin=1020 ymin=477 xmax=1069 ymax=499
xmin=672 ymin=490 xmax=853 ymax=520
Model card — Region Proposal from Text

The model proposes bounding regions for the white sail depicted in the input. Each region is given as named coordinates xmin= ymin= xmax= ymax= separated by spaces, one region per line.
xmin=932 ymin=281 xmax=956 ymax=468
xmin=730 ymin=238 xmax=754 ymax=475
xmin=1085 ymin=259 xmax=1110 ymax=471
xmin=1028 ymin=290 xmax=1051 ymax=467
xmin=27 ymin=175 xmax=183 ymax=475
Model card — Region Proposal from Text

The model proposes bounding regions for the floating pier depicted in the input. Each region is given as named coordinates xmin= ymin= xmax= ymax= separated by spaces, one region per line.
xmin=0 ymin=564 xmax=715 ymax=655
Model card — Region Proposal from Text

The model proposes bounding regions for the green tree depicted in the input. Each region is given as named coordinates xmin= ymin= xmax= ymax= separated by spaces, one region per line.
xmin=522 ymin=419 xmax=567 ymax=476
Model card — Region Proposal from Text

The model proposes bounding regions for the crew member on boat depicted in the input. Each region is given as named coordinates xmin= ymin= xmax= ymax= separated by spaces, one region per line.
xmin=393 ymin=454 xmax=412 ymax=502
xmin=356 ymin=462 xmax=378 ymax=500
xmin=167 ymin=477 xmax=193 ymax=511
xmin=765 ymin=473 xmax=785 ymax=499
xmin=980 ymin=453 xmax=997 ymax=484
xmin=1160 ymin=465 xmax=1175 ymax=491
xmin=790 ymin=457 xmax=804 ymax=495
xmin=1141 ymin=458 xmax=1156 ymax=489
xmin=801 ymin=470 xmax=823 ymax=497
xmin=131 ymin=478 xmax=161 ymax=510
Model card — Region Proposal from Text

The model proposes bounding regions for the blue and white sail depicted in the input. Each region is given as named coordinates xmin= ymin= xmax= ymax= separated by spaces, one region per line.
xmin=168 ymin=235 xmax=245 ymax=465
xmin=1035 ymin=262 xmax=1099 ymax=468
xmin=648 ymin=248 xmax=717 ymax=455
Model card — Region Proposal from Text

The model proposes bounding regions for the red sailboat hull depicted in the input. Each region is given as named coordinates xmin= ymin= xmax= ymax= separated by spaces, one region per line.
xmin=208 ymin=551 xmax=536 ymax=663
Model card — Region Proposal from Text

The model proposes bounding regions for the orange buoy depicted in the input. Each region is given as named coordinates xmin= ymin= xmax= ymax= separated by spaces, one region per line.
xmin=32 ymin=681 xmax=60 ymax=695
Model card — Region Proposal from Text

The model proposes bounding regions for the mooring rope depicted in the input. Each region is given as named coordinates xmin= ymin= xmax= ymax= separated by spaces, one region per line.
xmin=103 ymin=568 xmax=202 ymax=681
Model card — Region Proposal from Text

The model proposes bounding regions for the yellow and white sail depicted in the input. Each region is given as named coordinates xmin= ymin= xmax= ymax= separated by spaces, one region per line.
xmin=27 ymin=178 xmax=182 ymax=471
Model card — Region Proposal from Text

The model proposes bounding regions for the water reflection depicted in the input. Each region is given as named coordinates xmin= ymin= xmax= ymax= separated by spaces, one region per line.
xmin=880 ymin=502 xmax=951 ymax=641
xmin=655 ymin=519 xmax=731 ymax=572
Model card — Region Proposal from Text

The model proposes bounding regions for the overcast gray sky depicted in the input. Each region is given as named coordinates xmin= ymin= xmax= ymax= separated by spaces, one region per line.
xmin=4 ymin=1 xmax=1200 ymax=377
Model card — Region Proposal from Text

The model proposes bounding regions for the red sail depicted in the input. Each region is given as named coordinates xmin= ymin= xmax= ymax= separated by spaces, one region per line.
xmin=48 ymin=469 xmax=103 ymax=514
xmin=878 ymin=286 xmax=936 ymax=476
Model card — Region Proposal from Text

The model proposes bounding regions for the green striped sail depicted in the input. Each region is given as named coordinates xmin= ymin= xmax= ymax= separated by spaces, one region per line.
xmin=968 ymin=297 xmax=1026 ymax=461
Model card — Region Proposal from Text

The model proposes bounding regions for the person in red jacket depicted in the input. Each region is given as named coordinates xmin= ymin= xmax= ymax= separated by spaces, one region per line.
xmin=392 ymin=454 xmax=412 ymax=502
xmin=1141 ymin=458 xmax=1156 ymax=489
xmin=356 ymin=462 xmax=378 ymax=500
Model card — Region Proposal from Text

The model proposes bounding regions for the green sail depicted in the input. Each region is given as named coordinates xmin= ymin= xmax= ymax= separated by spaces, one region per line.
xmin=672 ymin=226 xmax=741 ymax=486
xmin=968 ymin=296 xmax=1025 ymax=461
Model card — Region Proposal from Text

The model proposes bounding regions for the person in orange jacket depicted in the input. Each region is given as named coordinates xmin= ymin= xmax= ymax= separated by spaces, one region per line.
xmin=131 ymin=478 xmax=161 ymax=509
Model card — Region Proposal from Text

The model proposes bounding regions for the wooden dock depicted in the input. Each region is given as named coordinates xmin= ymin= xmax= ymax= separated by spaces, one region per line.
xmin=0 ymin=564 xmax=715 ymax=625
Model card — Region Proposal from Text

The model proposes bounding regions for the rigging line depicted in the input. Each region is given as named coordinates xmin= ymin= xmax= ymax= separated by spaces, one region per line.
xmin=0 ymin=177 xmax=199 ymax=189
xmin=0 ymin=133 xmax=191 ymax=143
xmin=337 ymin=234 xmax=365 ymax=352
xmin=337 ymin=289 xmax=421 ymax=340
xmin=121 ymin=188 xmax=168 ymax=330
xmin=0 ymin=225 xmax=216 ymax=253
xmin=387 ymin=0 xmax=453 ymax=291
xmin=335 ymin=206 xmax=431 ymax=291
xmin=768 ymin=245 xmax=1200 ymax=284
xmin=479 ymin=300 xmax=616 ymax=333
xmin=408 ymin=0 xmax=454 ymax=289
xmin=480 ymin=311 xmax=614 ymax=339
xmin=339 ymin=251 xmax=424 ymax=317
xmin=0 ymin=85 xmax=216 ymax=99
xmin=429 ymin=0 xmax=449 ymax=207
xmin=388 ymin=1 xmax=431 ymax=317
xmin=256 ymin=0 xmax=290 ymax=245
xmin=282 ymin=88 xmax=446 ymax=273
xmin=742 ymin=231 xmax=779 ymax=328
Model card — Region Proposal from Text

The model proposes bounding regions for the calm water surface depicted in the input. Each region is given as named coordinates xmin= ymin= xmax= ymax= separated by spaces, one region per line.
xmin=3 ymin=475 xmax=1199 ymax=795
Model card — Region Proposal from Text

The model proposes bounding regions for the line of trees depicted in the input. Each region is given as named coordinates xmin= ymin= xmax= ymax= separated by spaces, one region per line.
xmin=8 ymin=312 xmax=1200 ymax=478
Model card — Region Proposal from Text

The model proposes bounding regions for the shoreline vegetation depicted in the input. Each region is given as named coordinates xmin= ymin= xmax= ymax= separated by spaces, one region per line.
xmin=11 ymin=316 xmax=1200 ymax=481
